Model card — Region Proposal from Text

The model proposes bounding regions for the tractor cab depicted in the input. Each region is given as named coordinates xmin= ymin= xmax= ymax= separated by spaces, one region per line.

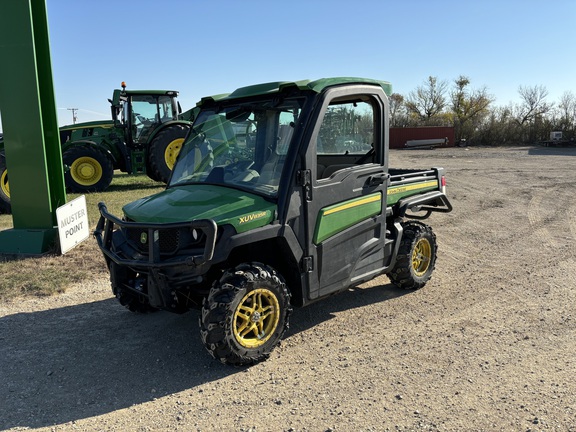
xmin=110 ymin=83 xmax=181 ymax=149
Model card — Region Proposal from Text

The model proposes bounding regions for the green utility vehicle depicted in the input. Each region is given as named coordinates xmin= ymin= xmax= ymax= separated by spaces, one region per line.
xmin=0 ymin=84 xmax=194 ymax=214
xmin=95 ymin=78 xmax=453 ymax=366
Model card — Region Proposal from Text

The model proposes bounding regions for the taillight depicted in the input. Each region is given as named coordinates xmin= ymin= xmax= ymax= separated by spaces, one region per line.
xmin=441 ymin=176 xmax=446 ymax=187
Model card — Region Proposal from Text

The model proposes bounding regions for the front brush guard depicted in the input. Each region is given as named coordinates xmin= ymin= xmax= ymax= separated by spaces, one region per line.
xmin=94 ymin=202 xmax=218 ymax=269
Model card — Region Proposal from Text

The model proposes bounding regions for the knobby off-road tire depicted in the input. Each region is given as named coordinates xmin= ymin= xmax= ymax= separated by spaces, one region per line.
xmin=63 ymin=146 xmax=114 ymax=193
xmin=388 ymin=221 xmax=437 ymax=290
xmin=148 ymin=124 xmax=189 ymax=184
xmin=0 ymin=153 xmax=11 ymax=214
xmin=200 ymin=262 xmax=292 ymax=366
xmin=110 ymin=262 xmax=157 ymax=314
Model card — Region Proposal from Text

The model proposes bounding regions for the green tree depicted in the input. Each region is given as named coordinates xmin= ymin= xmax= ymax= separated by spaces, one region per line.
xmin=389 ymin=93 xmax=407 ymax=127
xmin=450 ymin=76 xmax=494 ymax=142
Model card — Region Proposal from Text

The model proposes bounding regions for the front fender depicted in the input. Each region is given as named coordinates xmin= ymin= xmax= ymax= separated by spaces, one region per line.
xmin=146 ymin=121 xmax=192 ymax=143
xmin=61 ymin=140 xmax=118 ymax=165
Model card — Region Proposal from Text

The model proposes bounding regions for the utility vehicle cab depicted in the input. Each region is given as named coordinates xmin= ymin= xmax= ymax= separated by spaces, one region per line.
xmin=169 ymin=94 xmax=298 ymax=196
xmin=96 ymin=78 xmax=452 ymax=366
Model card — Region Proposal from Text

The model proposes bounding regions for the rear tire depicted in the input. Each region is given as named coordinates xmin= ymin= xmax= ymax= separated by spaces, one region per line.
xmin=200 ymin=262 xmax=292 ymax=366
xmin=0 ymin=153 xmax=11 ymax=214
xmin=63 ymin=146 xmax=114 ymax=193
xmin=148 ymin=124 xmax=189 ymax=184
xmin=387 ymin=221 xmax=437 ymax=289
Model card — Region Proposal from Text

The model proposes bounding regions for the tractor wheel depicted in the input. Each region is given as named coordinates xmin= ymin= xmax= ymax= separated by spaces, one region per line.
xmin=200 ymin=262 xmax=292 ymax=366
xmin=148 ymin=124 xmax=189 ymax=184
xmin=148 ymin=124 xmax=189 ymax=183
xmin=110 ymin=262 xmax=157 ymax=314
xmin=63 ymin=146 xmax=114 ymax=193
xmin=387 ymin=221 xmax=437 ymax=290
xmin=0 ymin=153 xmax=11 ymax=214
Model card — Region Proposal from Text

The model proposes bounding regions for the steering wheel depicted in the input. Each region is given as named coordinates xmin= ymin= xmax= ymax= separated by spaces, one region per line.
xmin=244 ymin=120 xmax=257 ymax=148
xmin=224 ymin=160 xmax=254 ymax=177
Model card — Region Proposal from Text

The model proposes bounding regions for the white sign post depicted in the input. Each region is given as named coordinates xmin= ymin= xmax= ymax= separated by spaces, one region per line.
xmin=56 ymin=195 xmax=90 ymax=254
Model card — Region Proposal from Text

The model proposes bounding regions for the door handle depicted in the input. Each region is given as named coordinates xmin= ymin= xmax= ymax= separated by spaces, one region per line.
xmin=366 ymin=174 xmax=386 ymax=187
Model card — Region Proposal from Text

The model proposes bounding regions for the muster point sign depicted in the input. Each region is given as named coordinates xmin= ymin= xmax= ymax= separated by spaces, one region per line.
xmin=56 ymin=195 xmax=90 ymax=254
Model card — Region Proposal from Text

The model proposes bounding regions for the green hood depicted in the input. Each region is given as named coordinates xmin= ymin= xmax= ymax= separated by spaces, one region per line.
xmin=123 ymin=184 xmax=276 ymax=233
xmin=60 ymin=120 xmax=114 ymax=131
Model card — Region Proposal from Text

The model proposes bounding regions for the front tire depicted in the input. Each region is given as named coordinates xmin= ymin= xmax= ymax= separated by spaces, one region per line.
xmin=63 ymin=146 xmax=114 ymax=193
xmin=110 ymin=262 xmax=157 ymax=314
xmin=200 ymin=262 xmax=292 ymax=366
xmin=148 ymin=124 xmax=189 ymax=183
xmin=0 ymin=153 xmax=11 ymax=214
xmin=388 ymin=221 xmax=437 ymax=289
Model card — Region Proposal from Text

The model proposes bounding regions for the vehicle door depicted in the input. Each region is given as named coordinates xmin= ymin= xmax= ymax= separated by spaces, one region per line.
xmin=303 ymin=85 xmax=390 ymax=300
xmin=128 ymin=95 xmax=163 ymax=145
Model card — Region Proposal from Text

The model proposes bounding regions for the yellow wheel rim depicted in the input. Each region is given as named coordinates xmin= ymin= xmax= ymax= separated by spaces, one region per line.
xmin=1 ymin=168 xmax=9 ymax=198
xmin=164 ymin=138 xmax=184 ymax=170
xmin=70 ymin=156 xmax=102 ymax=186
xmin=412 ymin=238 xmax=432 ymax=277
xmin=233 ymin=288 xmax=280 ymax=348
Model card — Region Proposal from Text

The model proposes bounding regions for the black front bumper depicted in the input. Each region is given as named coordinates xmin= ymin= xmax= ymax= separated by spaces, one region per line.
xmin=94 ymin=202 xmax=218 ymax=270
xmin=94 ymin=202 xmax=220 ymax=310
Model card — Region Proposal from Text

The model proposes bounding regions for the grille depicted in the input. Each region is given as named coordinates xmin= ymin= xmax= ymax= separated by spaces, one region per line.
xmin=126 ymin=227 xmax=181 ymax=255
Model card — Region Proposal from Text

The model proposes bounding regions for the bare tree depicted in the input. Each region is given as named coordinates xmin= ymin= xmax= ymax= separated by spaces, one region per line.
xmin=451 ymin=76 xmax=494 ymax=142
xmin=556 ymin=91 xmax=576 ymax=133
xmin=405 ymin=76 xmax=448 ymax=125
xmin=514 ymin=85 xmax=552 ymax=141
xmin=476 ymin=104 xmax=519 ymax=145
xmin=515 ymin=85 xmax=552 ymax=125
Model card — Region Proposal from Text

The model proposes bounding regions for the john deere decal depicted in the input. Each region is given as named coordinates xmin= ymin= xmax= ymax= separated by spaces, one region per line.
xmin=239 ymin=211 xmax=268 ymax=224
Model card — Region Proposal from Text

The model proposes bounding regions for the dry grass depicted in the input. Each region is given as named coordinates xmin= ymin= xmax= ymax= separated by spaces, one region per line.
xmin=0 ymin=173 xmax=165 ymax=302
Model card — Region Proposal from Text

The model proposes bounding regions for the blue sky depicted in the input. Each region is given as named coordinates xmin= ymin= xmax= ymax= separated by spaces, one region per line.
xmin=2 ymin=0 xmax=576 ymax=128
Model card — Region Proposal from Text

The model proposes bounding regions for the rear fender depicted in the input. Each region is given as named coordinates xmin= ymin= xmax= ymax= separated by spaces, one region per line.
xmin=146 ymin=120 xmax=192 ymax=144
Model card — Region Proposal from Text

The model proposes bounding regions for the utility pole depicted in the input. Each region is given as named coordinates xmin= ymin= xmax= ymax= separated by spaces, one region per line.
xmin=67 ymin=107 xmax=78 ymax=124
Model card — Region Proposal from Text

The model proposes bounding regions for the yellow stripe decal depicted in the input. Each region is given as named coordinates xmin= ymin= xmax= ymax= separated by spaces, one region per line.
xmin=388 ymin=180 xmax=438 ymax=195
xmin=323 ymin=194 xmax=382 ymax=216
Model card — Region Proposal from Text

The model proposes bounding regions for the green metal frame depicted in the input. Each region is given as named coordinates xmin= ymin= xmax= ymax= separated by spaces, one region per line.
xmin=0 ymin=0 xmax=66 ymax=254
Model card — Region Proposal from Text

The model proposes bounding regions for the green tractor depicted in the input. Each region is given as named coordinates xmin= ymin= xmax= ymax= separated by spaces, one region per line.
xmin=0 ymin=83 xmax=195 ymax=214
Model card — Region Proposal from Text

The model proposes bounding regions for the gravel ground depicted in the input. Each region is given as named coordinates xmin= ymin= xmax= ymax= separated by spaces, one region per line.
xmin=1 ymin=145 xmax=575 ymax=431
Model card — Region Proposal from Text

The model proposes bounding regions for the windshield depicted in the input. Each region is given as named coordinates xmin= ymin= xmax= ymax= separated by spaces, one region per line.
xmin=169 ymin=97 xmax=304 ymax=197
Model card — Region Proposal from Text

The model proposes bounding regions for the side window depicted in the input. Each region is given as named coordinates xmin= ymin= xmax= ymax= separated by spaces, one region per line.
xmin=316 ymin=98 xmax=376 ymax=179
xmin=157 ymin=95 xmax=175 ymax=123
xmin=317 ymin=100 xmax=374 ymax=155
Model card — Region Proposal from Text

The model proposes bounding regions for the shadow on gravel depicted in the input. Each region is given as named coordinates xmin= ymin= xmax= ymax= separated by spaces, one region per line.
xmin=287 ymin=282 xmax=409 ymax=337
xmin=0 ymin=282 xmax=406 ymax=430
xmin=0 ymin=300 xmax=222 ymax=430
xmin=528 ymin=146 xmax=576 ymax=157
